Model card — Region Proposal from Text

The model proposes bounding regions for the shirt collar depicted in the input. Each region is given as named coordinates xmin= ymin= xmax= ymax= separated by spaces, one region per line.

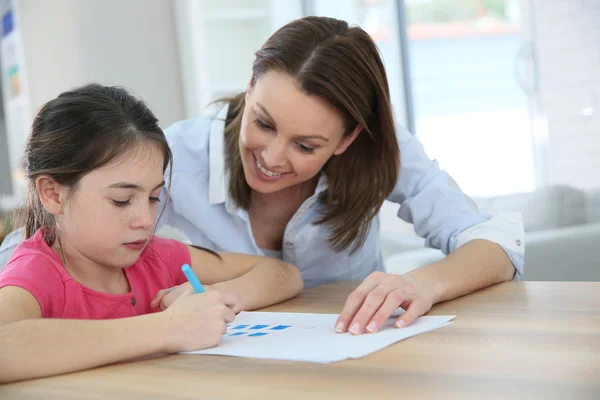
xmin=315 ymin=171 xmax=329 ymax=195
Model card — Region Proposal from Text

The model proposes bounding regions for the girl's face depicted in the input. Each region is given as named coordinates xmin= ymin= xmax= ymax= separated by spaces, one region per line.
xmin=54 ymin=142 xmax=165 ymax=270
xmin=239 ymin=71 xmax=360 ymax=195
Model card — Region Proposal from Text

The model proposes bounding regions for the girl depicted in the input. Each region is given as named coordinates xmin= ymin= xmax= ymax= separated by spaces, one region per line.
xmin=0 ymin=84 xmax=303 ymax=383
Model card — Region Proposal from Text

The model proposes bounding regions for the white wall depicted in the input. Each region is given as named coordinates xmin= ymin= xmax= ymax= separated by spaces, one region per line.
xmin=18 ymin=0 xmax=185 ymax=128
xmin=533 ymin=0 xmax=600 ymax=189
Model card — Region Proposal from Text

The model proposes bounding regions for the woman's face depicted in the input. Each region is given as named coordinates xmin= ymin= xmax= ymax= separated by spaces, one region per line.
xmin=239 ymin=71 xmax=359 ymax=195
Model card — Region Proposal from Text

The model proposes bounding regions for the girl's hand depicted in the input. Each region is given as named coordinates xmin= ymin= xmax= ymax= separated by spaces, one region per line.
xmin=153 ymin=283 xmax=242 ymax=313
xmin=159 ymin=290 xmax=238 ymax=353
xmin=335 ymin=271 xmax=435 ymax=335
xmin=152 ymin=282 xmax=203 ymax=311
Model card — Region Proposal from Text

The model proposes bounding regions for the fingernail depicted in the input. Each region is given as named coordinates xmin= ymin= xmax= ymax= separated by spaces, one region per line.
xmin=335 ymin=322 xmax=346 ymax=333
xmin=395 ymin=320 xmax=405 ymax=328
xmin=349 ymin=322 xmax=362 ymax=335
xmin=366 ymin=321 xmax=378 ymax=333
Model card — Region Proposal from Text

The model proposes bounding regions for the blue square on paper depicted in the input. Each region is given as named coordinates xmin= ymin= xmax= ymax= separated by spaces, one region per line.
xmin=269 ymin=325 xmax=291 ymax=330
xmin=248 ymin=332 xmax=268 ymax=337
xmin=249 ymin=324 xmax=269 ymax=330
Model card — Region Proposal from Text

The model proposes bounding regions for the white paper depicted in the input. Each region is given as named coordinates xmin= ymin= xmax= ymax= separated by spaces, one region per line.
xmin=182 ymin=312 xmax=455 ymax=363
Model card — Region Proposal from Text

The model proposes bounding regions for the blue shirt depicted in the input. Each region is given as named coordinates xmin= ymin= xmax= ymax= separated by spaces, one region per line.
xmin=156 ymin=104 xmax=524 ymax=288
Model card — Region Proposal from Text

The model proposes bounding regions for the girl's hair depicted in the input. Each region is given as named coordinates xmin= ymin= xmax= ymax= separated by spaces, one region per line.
xmin=222 ymin=16 xmax=400 ymax=253
xmin=20 ymin=83 xmax=172 ymax=245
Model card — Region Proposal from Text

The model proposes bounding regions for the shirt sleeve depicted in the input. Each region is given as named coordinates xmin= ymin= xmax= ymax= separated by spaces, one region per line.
xmin=155 ymin=183 xmax=173 ymax=231
xmin=147 ymin=237 xmax=192 ymax=286
xmin=155 ymin=117 xmax=184 ymax=232
xmin=155 ymin=115 xmax=212 ymax=237
xmin=387 ymin=124 xmax=525 ymax=277
xmin=0 ymin=253 xmax=66 ymax=317
xmin=0 ymin=227 xmax=25 ymax=271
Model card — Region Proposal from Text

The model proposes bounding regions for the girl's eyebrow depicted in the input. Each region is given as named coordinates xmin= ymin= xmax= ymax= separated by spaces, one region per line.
xmin=107 ymin=181 xmax=165 ymax=191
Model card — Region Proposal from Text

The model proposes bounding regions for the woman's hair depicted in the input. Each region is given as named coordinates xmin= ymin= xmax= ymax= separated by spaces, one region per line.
xmin=223 ymin=16 xmax=400 ymax=253
xmin=20 ymin=83 xmax=172 ymax=245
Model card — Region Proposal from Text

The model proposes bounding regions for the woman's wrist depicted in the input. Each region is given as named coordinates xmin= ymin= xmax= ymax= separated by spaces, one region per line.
xmin=404 ymin=262 xmax=447 ymax=306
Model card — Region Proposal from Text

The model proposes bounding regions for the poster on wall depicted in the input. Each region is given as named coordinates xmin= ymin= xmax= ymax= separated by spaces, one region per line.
xmin=3 ymin=38 xmax=22 ymax=98
xmin=0 ymin=0 xmax=31 ymax=204
xmin=1 ymin=6 xmax=25 ymax=101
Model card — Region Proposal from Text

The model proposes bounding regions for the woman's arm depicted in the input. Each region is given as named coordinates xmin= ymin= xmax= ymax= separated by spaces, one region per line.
xmin=387 ymin=127 xmax=524 ymax=277
xmin=406 ymin=239 xmax=514 ymax=306
xmin=208 ymin=253 xmax=304 ymax=311
xmin=333 ymin=127 xmax=523 ymax=335
xmin=0 ymin=286 xmax=236 ymax=383
xmin=154 ymin=247 xmax=304 ymax=312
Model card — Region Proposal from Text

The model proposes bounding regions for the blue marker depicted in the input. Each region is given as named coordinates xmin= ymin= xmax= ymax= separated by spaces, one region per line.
xmin=181 ymin=264 xmax=205 ymax=293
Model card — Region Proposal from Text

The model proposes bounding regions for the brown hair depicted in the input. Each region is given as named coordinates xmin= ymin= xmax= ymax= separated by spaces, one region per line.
xmin=222 ymin=16 xmax=400 ymax=253
xmin=19 ymin=84 xmax=172 ymax=246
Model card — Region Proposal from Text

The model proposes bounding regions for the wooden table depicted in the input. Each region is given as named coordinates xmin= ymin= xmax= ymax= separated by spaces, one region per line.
xmin=1 ymin=281 xmax=599 ymax=399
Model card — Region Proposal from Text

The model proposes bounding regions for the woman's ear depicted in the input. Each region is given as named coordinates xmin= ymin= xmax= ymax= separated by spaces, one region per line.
xmin=333 ymin=125 xmax=363 ymax=155
xmin=35 ymin=176 xmax=68 ymax=215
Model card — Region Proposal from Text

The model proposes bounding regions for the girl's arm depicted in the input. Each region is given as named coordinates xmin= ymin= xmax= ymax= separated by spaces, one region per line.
xmin=0 ymin=286 xmax=237 ymax=383
xmin=154 ymin=247 xmax=304 ymax=312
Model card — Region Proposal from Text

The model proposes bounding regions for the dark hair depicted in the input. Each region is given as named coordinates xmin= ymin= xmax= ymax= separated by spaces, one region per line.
xmin=20 ymin=83 xmax=172 ymax=245
xmin=223 ymin=16 xmax=400 ymax=253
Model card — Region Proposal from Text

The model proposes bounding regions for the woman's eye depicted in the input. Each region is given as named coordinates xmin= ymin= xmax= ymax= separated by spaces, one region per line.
xmin=254 ymin=118 xmax=274 ymax=131
xmin=295 ymin=142 xmax=315 ymax=154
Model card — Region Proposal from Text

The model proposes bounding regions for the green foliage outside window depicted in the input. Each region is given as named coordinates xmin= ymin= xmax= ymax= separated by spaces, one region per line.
xmin=407 ymin=0 xmax=507 ymax=24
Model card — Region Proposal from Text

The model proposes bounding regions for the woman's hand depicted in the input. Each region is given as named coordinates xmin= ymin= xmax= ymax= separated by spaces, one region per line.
xmin=335 ymin=271 xmax=435 ymax=334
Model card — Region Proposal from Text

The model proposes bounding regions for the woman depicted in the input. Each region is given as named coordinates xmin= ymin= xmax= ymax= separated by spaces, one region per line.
xmin=1 ymin=16 xmax=523 ymax=335
xmin=157 ymin=16 xmax=523 ymax=335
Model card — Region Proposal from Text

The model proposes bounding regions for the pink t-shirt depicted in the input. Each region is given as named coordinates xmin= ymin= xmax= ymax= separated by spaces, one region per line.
xmin=0 ymin=229 xmax=191 ymax=319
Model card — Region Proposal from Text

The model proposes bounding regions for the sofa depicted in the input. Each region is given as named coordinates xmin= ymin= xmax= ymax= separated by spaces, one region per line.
xmin=381 ymin=185 xmax=600 ymax=282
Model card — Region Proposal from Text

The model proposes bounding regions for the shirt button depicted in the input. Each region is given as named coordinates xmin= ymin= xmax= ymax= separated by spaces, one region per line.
xmin=130 ymin=297 xmax=136 ymax=306
xmin=285 ymin=241 xmax=293 ymax=248
xmin=516 ymin=240 xmax=522 ymax=246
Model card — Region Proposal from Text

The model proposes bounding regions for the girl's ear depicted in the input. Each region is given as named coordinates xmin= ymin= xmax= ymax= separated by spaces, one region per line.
xmin=333 ymin=125 xmax=363 ymax=155
xmin=35 ymin=176 xmax=68 ymax=215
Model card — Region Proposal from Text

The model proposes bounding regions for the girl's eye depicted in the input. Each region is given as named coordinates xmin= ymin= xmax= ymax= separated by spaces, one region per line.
xmin=254 ymin=118 xmax=274 ymax=131
xmin=112 ymin=200 xmax=131 ymax=208
xmin=295 ymin=142 xmax=315 ymax=154
xmin=150 ymin=197 xmax=161 ymax=204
